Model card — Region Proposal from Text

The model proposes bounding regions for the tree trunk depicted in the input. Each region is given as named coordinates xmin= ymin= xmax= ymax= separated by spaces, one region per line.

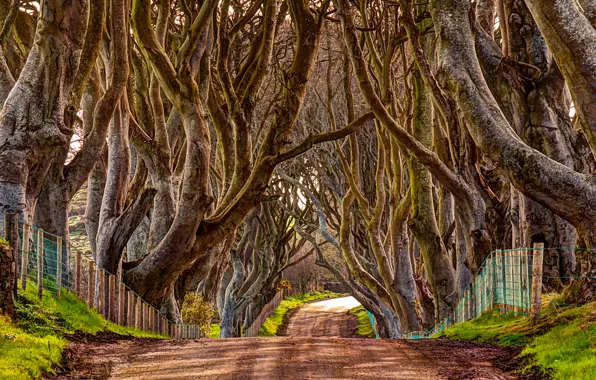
xmin=408 ymin=70 xmax=456 ymax=322
xmin=0 ymin=0 xmax=87 ymax=217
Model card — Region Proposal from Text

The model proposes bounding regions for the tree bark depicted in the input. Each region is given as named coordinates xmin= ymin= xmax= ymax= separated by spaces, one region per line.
xmin=0 ymin=0 xmax=87 ymax=218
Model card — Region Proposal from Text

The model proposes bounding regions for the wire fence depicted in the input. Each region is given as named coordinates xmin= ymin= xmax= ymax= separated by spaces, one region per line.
xmin=1 ymin=214 xmax=203 ymax=339
xmin=405 ymin=244 xmax=596 ymax=339
xmin=366 ymin=310 xmax=379 ymax=339
xmin=6 ymin=212 xmax=591 ymax=341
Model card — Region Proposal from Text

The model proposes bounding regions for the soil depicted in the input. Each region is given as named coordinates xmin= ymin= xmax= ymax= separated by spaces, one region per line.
xmin=48 ymin=297 xmax=527 ymax=379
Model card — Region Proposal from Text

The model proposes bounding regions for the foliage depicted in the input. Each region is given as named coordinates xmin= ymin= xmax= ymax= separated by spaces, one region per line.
xmin=0 ymin=282 xmax=166 ymax=379
xmin=258 ymin=291 xmax=343 ymax=336
xmin=277 ymin=279 xmax=292 ymax=291
xmin=440 ymin=302 xmax=596 ymax=379
xmin=180 ymin=292 xmax=214 ymax=337
xmin=349 ymin=306 xmax=375 ymax=338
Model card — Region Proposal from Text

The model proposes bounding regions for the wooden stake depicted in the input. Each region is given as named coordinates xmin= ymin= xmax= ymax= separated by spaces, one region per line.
xmin=127 ymin=290 xmax=134 ymax=327
xmin=109 ymin=274 xmax=116 ymax=322
xmin=37 ymin=229 xmax=44 ymax=299
xmin=118 ymin=283 xmax=125 ymax=325
xmin=56 ymin=237 xmax=63 ymax=298
xmin=149 ymin=307 xmax=154 ymax=331
xmin=500 ymin=250 xmax=507 ymax=312
xmin=531 ymin=243 xmax=545 ymax=324
xmin=492 ymin=251 xmax=497 ymax=309
xmin=21 ymin=225 xmax=30 ymax=290
xmin=135 ymin=296 xmax=142 ymax=329
xmin=524 ymin=251 xmax=532 ymax=314
xmin=98 ymin=270 xmax=106 ymax=316
xmin=87 ymin=260 xmax=95 ymax=309
xmin=74 ymin=251 xmax=81 ymax=296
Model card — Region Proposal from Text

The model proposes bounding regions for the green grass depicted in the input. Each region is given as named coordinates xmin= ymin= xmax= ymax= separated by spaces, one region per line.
xmin=209 ymin=323 xmax=220 ymax=338
xmin=0 ymin=282 xmax=166 ymax=379
xmin=350 ymin=305 xmax=375 ymax=338
xmin=258 ymin=291 xmax=343 ymax=336
xmin=440 ymin=301 xmax=596 ymax=379
xmin=0 ymin=315 xmax=65 ymax=380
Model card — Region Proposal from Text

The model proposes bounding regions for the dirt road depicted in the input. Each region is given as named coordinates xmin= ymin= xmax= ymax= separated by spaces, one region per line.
xmin=52 ymin=297 xmax=521 ymax=379
xmin=282 ymin=296 xmax=361 ymax=337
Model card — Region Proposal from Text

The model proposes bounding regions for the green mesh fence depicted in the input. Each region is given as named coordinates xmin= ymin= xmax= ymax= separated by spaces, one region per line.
xmin=1 ymin=216 xmax=205 ymax=338
xmin=405 ymin=248 xmax=539 ymax=339
xmin=406 ymin=246 xmax=596 ymax=339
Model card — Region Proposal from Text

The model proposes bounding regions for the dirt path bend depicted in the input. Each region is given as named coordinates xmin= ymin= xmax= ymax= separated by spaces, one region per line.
xmin=283 ymin=296 xmax=361 ymax=337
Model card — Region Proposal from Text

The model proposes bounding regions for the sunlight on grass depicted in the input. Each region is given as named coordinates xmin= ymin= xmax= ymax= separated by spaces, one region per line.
xmin=0 ymin=282 xmax=166 ymax=379
xmin=210 ymin=323 xmax=220 ymax=338
xmin=0 ymin=315 xmax=65 ymax=380
xmin=349 ymin=305 xmax=374 ymax=338
xmin=440 ymin=301 xmax=596 ymax=379
xmin=258 ymin=291 xmax=343 ymax=336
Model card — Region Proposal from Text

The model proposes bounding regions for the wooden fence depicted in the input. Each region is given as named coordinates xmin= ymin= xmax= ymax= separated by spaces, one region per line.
xmin=243 ymin=287 xmax=299 ymax=337
xmin=3 ymin=214 xmax=203 ymax=339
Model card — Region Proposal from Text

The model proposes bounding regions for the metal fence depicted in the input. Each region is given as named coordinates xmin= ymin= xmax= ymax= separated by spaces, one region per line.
xmin=405 ymin=244 xmax=547 ymax=339
xmin=1 ymin=214 xmax=203 ymax=339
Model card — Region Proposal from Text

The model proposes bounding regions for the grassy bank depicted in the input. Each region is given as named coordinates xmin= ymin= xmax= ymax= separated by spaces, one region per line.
xmin=0 ymin=283 xmax=165 ymax=379
xmin=439 ymin=301 xmax=596 ymax=379
xmin=209 ymin=323 xmax=220 ymax=338
xmin=258 ymin=291 xmax=343 ymax=336
xmin=349 ymin=306 xmax=375 ymax=338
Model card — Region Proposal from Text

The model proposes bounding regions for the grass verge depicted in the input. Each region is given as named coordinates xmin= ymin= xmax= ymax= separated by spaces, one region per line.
xmin=349 ymin=305 xmax=375 ymax=338
xmin=209 ymin=323 xmax=220 ymax=338
xmin=0 ymin=282 xmax=166 ymax=379
xmin=258 ymin=291 xmax=343 ymax=336
xmin=439 ymin=301 xmax=596 ymax=379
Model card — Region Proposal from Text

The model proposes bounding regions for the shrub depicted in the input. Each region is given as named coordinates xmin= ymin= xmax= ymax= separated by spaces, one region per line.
xmin=180 ymin=293 xmax=214 ymax=336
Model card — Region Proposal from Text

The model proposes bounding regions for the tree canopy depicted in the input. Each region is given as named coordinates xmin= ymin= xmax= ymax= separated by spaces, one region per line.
xmin=1 ymin=0 xmax=595 ymax=337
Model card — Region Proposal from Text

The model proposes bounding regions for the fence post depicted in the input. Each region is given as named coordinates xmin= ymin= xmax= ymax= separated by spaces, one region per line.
xmin=37 ymin=229 xmax=44 ymax=299
xmin=491 ymin=251 xmax=497 ymax=309
xmin=524 ymin=248 xmax=533 ymax=314
xmin=135 ymin=296 xmax=142 ymax=329
xmin=109 ymin=274 xmax=116 ymax=322
xmin=531 ymin=243 xmax=544 ymax=324
xmin=87 ymin=260 xmax=95 ymax=308
xmin=127 ymin=290 xmax=134 ymax=327
xmin=480 ymin=270 xmax=486 ymax=315
xmin=74 ymin=251 xmax=81 ymax=296
xmin=149 ymin=307 xmax=154 ymax=332
xmin=118 ymin=283 xmax=125 ymax=325
xmin=142 ymin=302 xmax=148 ymax=330
xmin=512 ymin=250 xmax=518 ymax=312
xmin=98 ymin=270 xmax=106 ymax=317
xmin=500 ymin=250 xmax=506 ymax=313
xmin=520 ymin=250 xmax=527 ymax=313
xmin=21 ymin=224 xmax=30 ymax=290
xmin=56 ymin=237 xmax=63 ymax=298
